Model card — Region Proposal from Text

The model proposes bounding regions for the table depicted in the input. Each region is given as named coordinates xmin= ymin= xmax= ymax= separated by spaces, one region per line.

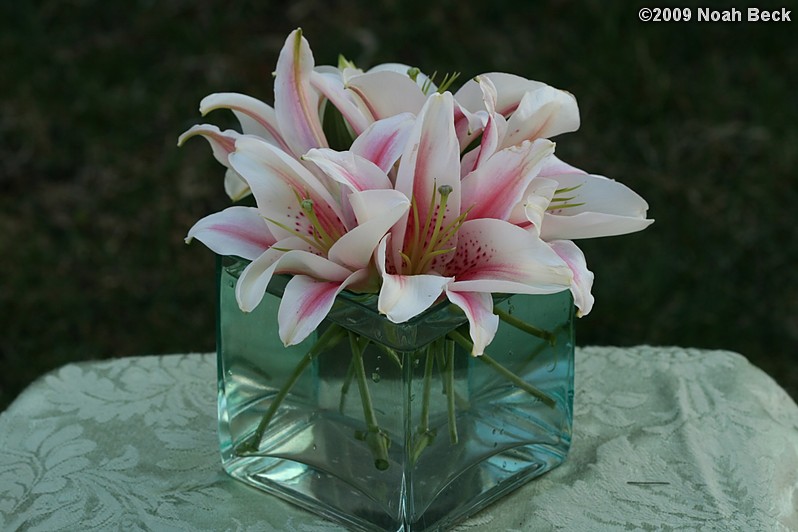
xmin=1 ymin=346 xmax=796 ymax=531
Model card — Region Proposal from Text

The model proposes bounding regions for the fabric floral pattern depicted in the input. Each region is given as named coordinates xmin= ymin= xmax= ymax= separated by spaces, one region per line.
xmin=1 ymin=348 xmax=796 ymax=531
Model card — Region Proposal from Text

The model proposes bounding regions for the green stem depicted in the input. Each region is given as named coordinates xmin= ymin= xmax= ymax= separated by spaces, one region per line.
xmin=238 ymin=324 xmax=345 ymax=454
xmin=444 ymin=339 xmax=458 ymax=444
xmin=479 ymin=353 xmax=556 ymax=407
xmin=338 ymin=356 xmax=355 ymax=413
xmin=494 ymin=306 xmax=556 ymax=345
xmin=447 ymin=330 xmax=556 ymax=408
xmin=411 ymin=344 xmax=438 ymax=463
xmin=350 ymin=332 xmax=391 ymax=470
xmin=420 ymin=346 xmax=435 ymax=431
xmin=373 ymin=342 xmax=403 ymax=370
xmin=514 ymin=321 xmax=570 ymax=378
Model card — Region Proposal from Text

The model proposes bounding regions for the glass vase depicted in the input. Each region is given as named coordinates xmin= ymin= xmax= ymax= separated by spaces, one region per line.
xmin=216 ymin=256 xmax=575 ymax=531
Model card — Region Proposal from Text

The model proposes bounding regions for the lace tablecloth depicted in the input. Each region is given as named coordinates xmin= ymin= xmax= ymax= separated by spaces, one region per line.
xmin=1 ymin=346 xmax=796 ymax=531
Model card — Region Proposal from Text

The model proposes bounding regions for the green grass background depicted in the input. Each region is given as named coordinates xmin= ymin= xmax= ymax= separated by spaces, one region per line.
xmin=1 ymin=0 xmax=796 ymax=409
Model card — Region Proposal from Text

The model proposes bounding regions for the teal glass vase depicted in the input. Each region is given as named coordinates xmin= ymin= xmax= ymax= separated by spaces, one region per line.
xmin=216 ymin=256 xmax=575 ymax=531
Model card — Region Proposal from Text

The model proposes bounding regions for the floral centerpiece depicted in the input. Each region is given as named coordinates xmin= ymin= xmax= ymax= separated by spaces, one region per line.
xmin=181 ymin=28 xmax=652 ymax=531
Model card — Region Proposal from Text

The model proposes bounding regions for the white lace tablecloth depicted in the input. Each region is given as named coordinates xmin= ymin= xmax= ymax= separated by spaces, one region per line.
xmin=1 ymin=346 xmax=796 ymax=531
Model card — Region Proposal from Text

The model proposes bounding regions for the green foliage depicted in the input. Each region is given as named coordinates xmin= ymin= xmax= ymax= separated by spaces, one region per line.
xmin=1 ymin=0 xmax=796 ymax=409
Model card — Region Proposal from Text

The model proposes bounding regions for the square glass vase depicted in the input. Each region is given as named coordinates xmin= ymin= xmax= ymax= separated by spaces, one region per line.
xmin=217 ymin=256 xmax=574 ymax=531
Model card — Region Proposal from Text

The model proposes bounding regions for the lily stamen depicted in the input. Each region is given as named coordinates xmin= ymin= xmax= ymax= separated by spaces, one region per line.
xmin=554 ymin=184 xmax=582 ymax=194
xmin=406 ymin=182 xmax=441 ymax=273
xmin=407 ymin=188 xmax=474 ymax=275
xmin=421 ymin=71 xmax=436 ymax=95
xmin=337 ymin=54 xmax=356 ymax=70
xmin=426 ymin=185 xmax=453 ymax=255
xmin=264 ymin=216 xmax=323 ymax=252
xmin=434 ymin=204 xmax=473 ymax=246
xmin=301 ymin=198 xmax=336 ymax=250
xmin=547 ymin=202 xmax=585 ymax=211
xmin=436 ymin=72 xmax=461 ymax=93
xmin=547 ymin=184 xmax=585 ymax=211
xmin=414 ymin=185 xmax=453 ymax=273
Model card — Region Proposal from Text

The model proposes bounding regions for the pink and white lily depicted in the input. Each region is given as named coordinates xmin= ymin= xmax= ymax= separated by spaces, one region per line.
xmin=454 ymin=73 xmax=580 ymax=172
xmin=508 ymin=158 xmax=654 ymax=316
xmin=178 ymin=29 xmax=434 ymax=201
xmin=362 ymin=93 xmax=573 ymax=355
xmin=529 ymin=159 xmax=655 ymax=241
xmin=452 ymin=74 xmax=652 ymax=317
xmin=302 ymin=92 xmax=575 ymax=355
xmin=182 ymin=28 xmax=654 ymax=356
xmin=187 ymin=134 xmax=410 ymax=347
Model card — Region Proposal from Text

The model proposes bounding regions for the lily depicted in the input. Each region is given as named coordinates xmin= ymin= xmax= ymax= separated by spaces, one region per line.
xmin=512 ymin=157 xmax=655 ymax=316
xmin=178 ymin=29 xmax=434 ymax=201
xmin=454 ymin=73 xmax=580 ymax=174
xmin=183 ymin=30 xmax=654 ymax=354
xmin=454 ymin=74 xmax=652 ymax=239
xmin=187 ymin=133 xmax=410 ymax=347
xmin=453 ymin=75 xmax=653 ymax=317
xmin=309 ymin=92 xmax=575 ymax=356
xmin=305 ymin=92 xmax=574 ymax=355
xmin=527 ymin=159 xmax=655 ymax=241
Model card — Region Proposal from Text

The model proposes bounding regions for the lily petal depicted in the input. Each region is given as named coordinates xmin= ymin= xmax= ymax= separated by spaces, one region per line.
xmin=223 ymin=168 xmax=251 ymax=202
xmin=177 ymin=124 xmax=239 ymax=166
xmin=310 ymin=70 xmax=370 ymax=136
xmin=345 ymin=70 xmax=427 ymax=122
xmin=236 ymin=243 xmax=351 ymax=312
xmin=199 ymin=92 xmax=292 ymax=153
xmin=328 ymin=189 xmax=410 ymax=270
xmin=233 ymin=237 xmax=304 ymax=311
xmin=538 ymin=154 xmax=587 ymax=177
xmin=541 ymin=173 xmax=654 ymax=240
xmin=461 ymin=138 xmax=555 ymax=221
xmin=230 ymin=136 xmax=346 ymax=242
xmin=393 ymin=92 xmax=461 ymax=268
xmin=542 ymin=211 xmax=655 ymax=240
xmin=445 ymin=290 xmax=498 ymax=357
xmin=459 ymin=146 xmax=481 ymax=179
xmin=500 ymin=85 xmax=580 ymax=148
xmin=376 ymin=236 xmax=452 ymax=323
xmin=455 ymin=72 xmax=547 ymax=115
xmin=453 ymin=103 xmax=487 ymax=152
xmin=177 ymin=125 xmax=253 ymax=200
xmin=458 ymin=110 xmax=509 ymax=176
xmin=548 ymin=240 xmax=594 ymax=317
xmin=349 ymin=188 xmax=412 ymax=225
xmin=278 ymin=269 xmax=368 ymax=346
xmin=303 ymin=148 xmax=393 ymax=193
xmin=367 ymin=62 xmax=437 ymax=91
xmin=274 ymin=28 xmax=328 ymax=156
xmin=350 ymin=113 xmax=416 ymax=174
xmin=186 ymin=206 xmax=276 ymax=260
xmin=513 ymin=177 xmax=559 ymax=231
xmin=471 ymin=76 xmax=500 ymax=167
xmin=395 ymin=92 xmax=460 ymax=207
xmin=446 ymin=218 xmax=572 ymax=295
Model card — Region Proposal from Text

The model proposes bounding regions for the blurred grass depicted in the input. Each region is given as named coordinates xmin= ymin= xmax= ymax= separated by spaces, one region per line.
xmin=1 ymin=0 xmax=796 ymax=409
